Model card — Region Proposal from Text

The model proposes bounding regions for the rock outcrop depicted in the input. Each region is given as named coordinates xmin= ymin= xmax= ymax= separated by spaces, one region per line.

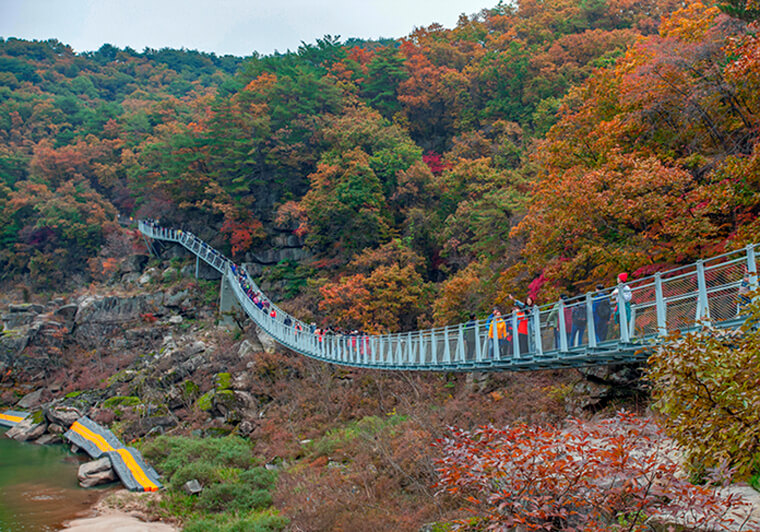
xmin=78 ymin=457 xmax=117 ymax=488
xmin=6 ymin=417 xmax=47 ymax=441
xmin=0 ymin=250 xmax=274 ymax=444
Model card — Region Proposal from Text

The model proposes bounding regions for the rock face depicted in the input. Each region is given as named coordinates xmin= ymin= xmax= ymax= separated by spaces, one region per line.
xmin=566 ymin=364 xmax=646 ymax=413
xmin=2 ymin=303 xmax=45 ymax=329
xmin=53 ymin=304 xmax=78 ymax=329
xmin=0 ymin=252 xmax=272 ymax=444
xmin=0 ymin=332 xmax=29 ymax=364
xmin=78 ymin=457 xmax=117 ymax=487
xmin=46 ymin=405 xmax=82 ymax=428
xmin=121 ymin=254 xmax=150 ymax=274
xmin=9 ymin=303 xmax=45 ymax=314
xmin=76 ymin=293 xmax=164 ymax=322
xmin=16 ymin=389 xmax=44 ymax=409
xmin=254 ymin=325 xmax=277 ymax=353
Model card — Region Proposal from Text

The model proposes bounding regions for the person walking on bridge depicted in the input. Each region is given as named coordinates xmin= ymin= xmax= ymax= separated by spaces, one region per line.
xmin=465 ymin=313 xmax=477 ymax=360
xmin=592 ymin=284 xmax=611 ymax=342
xmin=570 ymin=299 xmax=587 ymax=346
xmin=512 ymin=303 xmax=529 ymax=355
xmin=509 ymin=295 xmax=536 ymax=354
xmin=547 ymin=295 xmax=572 ymax=349
xmin=612 ymin=273 xmax=632 ymax=332
xmin=738 ymin=273 xmax=751 ymax=315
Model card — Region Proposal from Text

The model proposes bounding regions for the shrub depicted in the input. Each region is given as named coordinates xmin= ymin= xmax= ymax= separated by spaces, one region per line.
xmin=141 ymin=434 xmax=253 ymax=478
xmin=647 ymin=293 xmax=760 ymax=479
xmin=169 ymin=461 xmax=219 ymax=490
xmin=197 ymin=483 xmax=272 ymax=512
xmin=183 ymin=510 xmax=288 ymax=532
xmin=239 ymin=467 xmax=277 ymax=491
xmin=434 ymin=412 xmax=752 ymax=531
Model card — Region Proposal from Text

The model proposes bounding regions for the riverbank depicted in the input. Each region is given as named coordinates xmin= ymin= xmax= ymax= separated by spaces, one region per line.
xmin=62 ymin=510 xmax=177 ymax=531
xmin=61 ymin=489 xmax=179 ymax=531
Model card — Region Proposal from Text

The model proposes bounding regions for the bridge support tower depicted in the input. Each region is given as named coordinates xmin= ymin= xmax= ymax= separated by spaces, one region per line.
xmin=219 ymin=274 xmax=243 ymax=329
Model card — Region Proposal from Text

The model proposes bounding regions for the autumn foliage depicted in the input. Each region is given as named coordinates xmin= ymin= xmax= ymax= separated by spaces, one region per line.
xmin=648 ymin=293 xmax=760 ymax=480
xmin=2 ymin=0 xmax=760 ymax=320
xmin=435 ymin=412 xmax=753 ymax=531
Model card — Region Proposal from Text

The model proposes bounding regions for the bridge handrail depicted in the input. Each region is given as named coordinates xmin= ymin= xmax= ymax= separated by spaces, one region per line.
xmin=138 ymin=220 xmax=758 ymax=371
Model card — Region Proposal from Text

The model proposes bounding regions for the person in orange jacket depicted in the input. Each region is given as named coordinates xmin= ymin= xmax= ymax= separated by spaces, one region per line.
xmin=486 ymin=307 xmax=510 ymax=358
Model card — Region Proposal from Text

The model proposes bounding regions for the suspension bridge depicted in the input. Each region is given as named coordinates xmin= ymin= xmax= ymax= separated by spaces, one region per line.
xmin=139 ymin=221 xmax=758 ymax=372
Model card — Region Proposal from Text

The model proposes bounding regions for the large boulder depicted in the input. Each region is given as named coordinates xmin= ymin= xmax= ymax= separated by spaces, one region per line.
xmin=253 ymin=326 xmax=276 ymax=353
xmin=6 ymin=418 xmax=47 ymax=441
xmin=134 ymin=415 xmax=178 ymax=436
xmin=1 ymin=311 xmax=36 ymax=329
xmin=78 ymin=457 xmax=117 ymax=488
xmin=34 ymin=433 xmax=60 ymax=445
xmin=0 ymin=331 xmax=28 ymax=357
xmin=9 ymin=303 xmax=44 ymax=314
xmin=183 ymin=479 xmax=203 ymax=495
xmin=2 ymin=304 xmax=44 ymax=329
xmin=45 ymin=405 xmax=82 ymax=428
xmin=164 ymin=290 xmax=190 ymax=308
xmin=212 ymin=390 xmax=258 ymax=423
xmin=16 ymin=389 xmax=44 ymax=409
xmin=569 ymin=363 xmax=646 ymax=412
xmin=75 ymin=293 xmax=165 ymax=325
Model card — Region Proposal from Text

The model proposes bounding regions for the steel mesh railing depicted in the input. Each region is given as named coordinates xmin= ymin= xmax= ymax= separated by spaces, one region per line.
xmin=139 ymin=220 xmax=759 ymax=371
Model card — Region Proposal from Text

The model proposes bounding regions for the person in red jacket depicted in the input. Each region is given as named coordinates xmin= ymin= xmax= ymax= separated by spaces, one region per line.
xmin=513 ymin=304 xmax=529 ymax=355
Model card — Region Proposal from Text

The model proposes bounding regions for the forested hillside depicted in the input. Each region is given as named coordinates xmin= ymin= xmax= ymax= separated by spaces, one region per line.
xmin=1 ymin=0 xmax=758 ymax=331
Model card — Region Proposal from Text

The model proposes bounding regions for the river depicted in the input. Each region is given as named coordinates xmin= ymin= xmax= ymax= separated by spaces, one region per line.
xmin=0 ymin=430 xmax=109 ymax=531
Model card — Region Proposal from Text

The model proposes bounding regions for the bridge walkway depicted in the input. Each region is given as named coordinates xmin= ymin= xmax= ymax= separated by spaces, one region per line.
xmin=138 ymin=221 xmax=758 ymax=372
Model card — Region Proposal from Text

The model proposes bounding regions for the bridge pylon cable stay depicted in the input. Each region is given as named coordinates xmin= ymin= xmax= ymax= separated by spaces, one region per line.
xmin=138 ymin=221 xmax=758 ymax=372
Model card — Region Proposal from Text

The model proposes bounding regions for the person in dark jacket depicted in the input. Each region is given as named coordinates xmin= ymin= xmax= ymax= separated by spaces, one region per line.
xmin=570 ymin=299 xmax=587 ymax=347
xmin=465 ymin=313 xmax=477 ymax=361
xmin=547 ymin=295 xmax=571 ymax=349
xmin=592 ymin=284 xmax=611 ymax=342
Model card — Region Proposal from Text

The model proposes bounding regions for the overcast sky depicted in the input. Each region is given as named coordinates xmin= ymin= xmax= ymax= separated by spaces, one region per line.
xmin=0 ymin=0 xmax=494 ymax=57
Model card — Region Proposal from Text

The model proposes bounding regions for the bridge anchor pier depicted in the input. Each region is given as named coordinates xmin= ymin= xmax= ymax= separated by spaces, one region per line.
xmin=219 ymin=273 xmax=243 ymax=329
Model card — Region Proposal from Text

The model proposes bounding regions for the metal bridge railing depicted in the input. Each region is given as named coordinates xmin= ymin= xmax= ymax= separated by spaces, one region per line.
xmin=139 ymin=220 xmax=758 ymax=371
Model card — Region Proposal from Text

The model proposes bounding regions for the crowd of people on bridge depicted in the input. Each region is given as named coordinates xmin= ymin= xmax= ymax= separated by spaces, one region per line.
xmin=231 ymin=263 xmax=373 ymax=355
xmin=483 ymin=273 xmax=632 ymax=358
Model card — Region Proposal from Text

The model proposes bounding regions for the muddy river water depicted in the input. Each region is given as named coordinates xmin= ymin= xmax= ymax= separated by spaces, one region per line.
xmin=0 ymin=430 xmax=109 ymax=531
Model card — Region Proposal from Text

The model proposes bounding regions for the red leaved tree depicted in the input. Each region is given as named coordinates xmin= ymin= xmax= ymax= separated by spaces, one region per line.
xmin=435 ymin=412 xmax=753 ymax=531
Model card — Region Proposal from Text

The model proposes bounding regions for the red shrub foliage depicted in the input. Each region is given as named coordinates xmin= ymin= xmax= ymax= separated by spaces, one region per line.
xmin=140 ymin=312 xmax=158 ymax=323
xmin=435 ymin=412 xmax=752 ymax=531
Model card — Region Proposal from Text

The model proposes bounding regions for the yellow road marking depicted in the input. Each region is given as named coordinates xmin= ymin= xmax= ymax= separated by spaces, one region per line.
xmin=0 ymin=412 xmax=25 ymax=424
xmin=70 ymin=421 xmax=159 ymax=491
